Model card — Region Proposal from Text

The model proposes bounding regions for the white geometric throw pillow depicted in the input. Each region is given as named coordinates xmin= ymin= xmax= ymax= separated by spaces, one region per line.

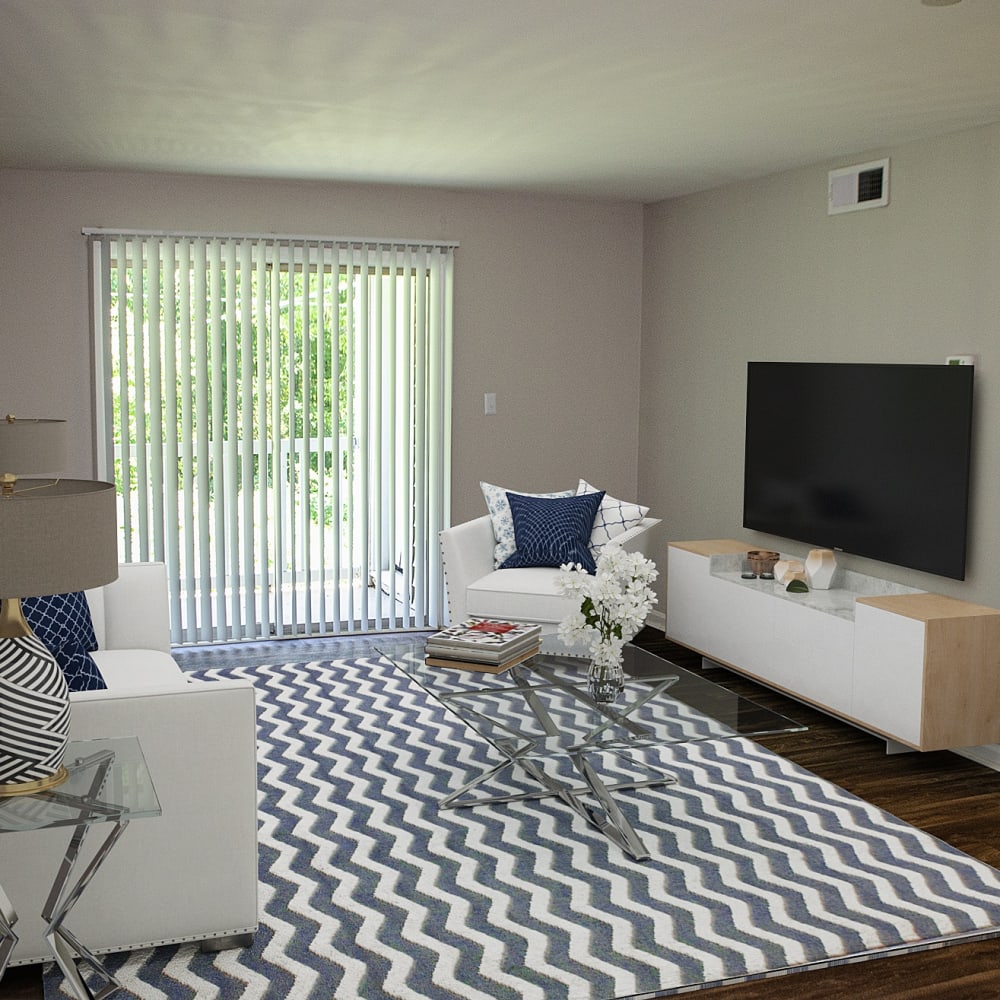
xmin=480 ymin=481 xmax=575 ymax=567
xmin=577 ymin=479 xmax=650 ymax=556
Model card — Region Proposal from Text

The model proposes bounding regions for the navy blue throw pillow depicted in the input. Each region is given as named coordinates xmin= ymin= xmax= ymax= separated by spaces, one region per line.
xmin=22 ymin=591 xmax=107 ymax=692
xmin=500 ymin=490 xmax=605 ymax=574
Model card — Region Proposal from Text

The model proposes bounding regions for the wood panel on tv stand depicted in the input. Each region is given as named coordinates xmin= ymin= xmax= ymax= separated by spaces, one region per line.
xmin=665 ymin=539 xmax=1000 ymax=752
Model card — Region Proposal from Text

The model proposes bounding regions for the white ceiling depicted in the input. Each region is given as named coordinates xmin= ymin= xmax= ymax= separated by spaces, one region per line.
xmin=2 ymin=0 xmax=999 ymax=203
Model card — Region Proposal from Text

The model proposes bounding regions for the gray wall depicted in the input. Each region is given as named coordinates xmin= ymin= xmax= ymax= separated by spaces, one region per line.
xmin=641 ymin=122 xmax=1000 ymax=613
xmin=0 ymin=170 xmax=644 ymax=530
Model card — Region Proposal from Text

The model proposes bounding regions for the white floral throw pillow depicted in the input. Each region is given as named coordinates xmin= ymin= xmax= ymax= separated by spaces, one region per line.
xmin=480 ymin=481 xmax=575 ymax=567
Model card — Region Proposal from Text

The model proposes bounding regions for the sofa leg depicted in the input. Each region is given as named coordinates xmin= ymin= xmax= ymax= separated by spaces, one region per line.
xmin=199 ymin=931 xmax=256 ymax=953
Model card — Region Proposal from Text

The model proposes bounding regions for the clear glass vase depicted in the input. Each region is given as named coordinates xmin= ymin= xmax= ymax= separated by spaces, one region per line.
xmin=588 ymin=649 xmax=625 ymax=703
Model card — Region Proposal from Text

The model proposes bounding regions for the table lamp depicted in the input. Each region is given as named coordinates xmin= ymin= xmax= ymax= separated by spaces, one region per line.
xmin=0 ymin=416 xmax=118 ymax=796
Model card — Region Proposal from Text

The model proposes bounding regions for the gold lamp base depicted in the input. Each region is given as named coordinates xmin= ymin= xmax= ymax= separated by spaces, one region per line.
xmin=0 ymin=765 xmax=69 ymax=798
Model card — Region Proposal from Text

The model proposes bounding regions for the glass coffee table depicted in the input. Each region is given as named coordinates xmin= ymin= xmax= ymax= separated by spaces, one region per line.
xmin=376 ymin=640 xmax=805 ymax=861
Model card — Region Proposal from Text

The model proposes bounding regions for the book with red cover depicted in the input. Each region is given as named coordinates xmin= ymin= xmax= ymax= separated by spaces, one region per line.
xmin=426 ymin=618 xmax=542 ymax=656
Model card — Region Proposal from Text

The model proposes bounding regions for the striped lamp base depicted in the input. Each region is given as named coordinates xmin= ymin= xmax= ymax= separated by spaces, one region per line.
xmin=0 ymin=633 xmax=70 ymax=796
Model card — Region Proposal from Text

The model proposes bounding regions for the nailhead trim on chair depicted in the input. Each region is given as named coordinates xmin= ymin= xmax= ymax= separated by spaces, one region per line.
xmin=440 ymin=535 xmax=457 ymax=624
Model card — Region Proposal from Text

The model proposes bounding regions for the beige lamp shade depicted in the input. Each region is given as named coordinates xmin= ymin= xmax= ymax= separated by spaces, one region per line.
xmin=0 ymin=479 xmax=119 ymax=599
xmin=0 ymin=475 xmax=119 ymax=794
xmin=0 ymin=416 xmax=68 ymax=477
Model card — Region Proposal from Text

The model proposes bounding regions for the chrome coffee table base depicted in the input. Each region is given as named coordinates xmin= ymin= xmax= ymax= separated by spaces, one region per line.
xmin=442 ymin=747 xmax=678 ymax=861
xmin=436 ymin=665 xmax=684 ymax=860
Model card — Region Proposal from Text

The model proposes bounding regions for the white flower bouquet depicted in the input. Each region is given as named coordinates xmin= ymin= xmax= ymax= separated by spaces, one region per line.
xmin=557 ymin=546 xmax=658 ymax=698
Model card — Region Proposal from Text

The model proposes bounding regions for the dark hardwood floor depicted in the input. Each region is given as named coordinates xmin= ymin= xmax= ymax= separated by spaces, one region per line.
xmin=4 ymin=628 xmax=1000 ymax=999
xmin=630 ymin=628 xmax=1000 ymax=1000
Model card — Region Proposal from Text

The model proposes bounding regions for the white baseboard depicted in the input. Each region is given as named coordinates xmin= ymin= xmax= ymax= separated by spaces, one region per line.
xmin=646 ymin=609 xmax=666 ymax=632
xmin=955 ymin=745 xmax=1000 ymax=772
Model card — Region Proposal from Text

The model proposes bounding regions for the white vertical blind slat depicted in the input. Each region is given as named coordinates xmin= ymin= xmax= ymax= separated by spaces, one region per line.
xmin=356 ymin=245 xmax=371 ymax=631
xmin=115 ymin=237 xmax=132 ymax=557
xmin=145 ymin=238 xmax=163 ymax=563
xmin=254 ymin=240 xmax=270 ymax=639
xmin=370 ymin=244 xmax=385 ymax=627
xmin=131 ymin=239 xmax=151 ymax=559
xmin=223 ymin=239 xmax=241 ymax=637
xmin=161 ymin=239 xmax=183 ymax=641
xmin=400 ymin=246 xmax=415 ymax=629
xmin=238 ymin=240 xmax=256 ymax=635
xmin=269 ymin=258 xmax=285 ymax=637
xmin=329 ymin=245 xmax=348 ymax=632
xmin=383 ymin=246 xmax=399 ymax=626
xmin=193 ymin=239 xmax=213 ymax=641
xmin=343 ymin=254 xmax=357 ymax=631
xmin=178 ymin=239 xmax=197 ymax=642
xmin=412 ymin=246 xmax=428 ymax=625
xmin=208 ymin=239 xmax=226 ymax=638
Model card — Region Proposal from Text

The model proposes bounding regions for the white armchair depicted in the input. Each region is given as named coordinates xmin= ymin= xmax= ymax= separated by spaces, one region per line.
xmin=440 ymin=514 xmax=661 ymax=631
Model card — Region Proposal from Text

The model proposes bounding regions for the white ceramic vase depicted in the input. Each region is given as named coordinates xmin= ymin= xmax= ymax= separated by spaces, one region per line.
xmin=805 ymin=548 xmax=837 ymax=590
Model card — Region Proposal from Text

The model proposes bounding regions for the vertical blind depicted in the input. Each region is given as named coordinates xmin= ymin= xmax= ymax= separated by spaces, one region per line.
xmin=87 ymin=230 xmax=455 ymax=644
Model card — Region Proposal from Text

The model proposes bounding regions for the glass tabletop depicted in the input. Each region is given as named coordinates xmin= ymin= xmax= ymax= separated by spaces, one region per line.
xmin=0 ymin=736 xmax=161 ymax=833
xmin=376 ymin=639 xmax=805 ymax=759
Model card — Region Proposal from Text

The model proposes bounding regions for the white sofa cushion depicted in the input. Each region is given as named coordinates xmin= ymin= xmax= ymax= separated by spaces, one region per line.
xmin=86 ymin=562 xmax=172 ymax=653
xmin=467 ymin=567 xmax=578 ymax=626
xmin=92 ymin=648 xmax=188 ymax=689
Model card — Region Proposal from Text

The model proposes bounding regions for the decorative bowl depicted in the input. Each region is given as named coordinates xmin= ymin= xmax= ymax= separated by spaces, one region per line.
xmin=746 ymin=549 xmax=780 ymax=577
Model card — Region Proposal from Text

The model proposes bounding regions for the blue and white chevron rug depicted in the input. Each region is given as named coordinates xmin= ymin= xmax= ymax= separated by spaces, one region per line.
xmin=46 ymin=653 xmax=1000 ymax=999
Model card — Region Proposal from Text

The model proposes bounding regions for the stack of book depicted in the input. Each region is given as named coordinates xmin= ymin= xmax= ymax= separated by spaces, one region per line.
xmin=425 ymin=618 xmax=543 ymax=673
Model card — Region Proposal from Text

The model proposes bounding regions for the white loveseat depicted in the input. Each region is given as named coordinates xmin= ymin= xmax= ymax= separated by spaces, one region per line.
xmin=3 ymin=562 xmax=259 ymax=967
xmin=440 ymin=514 xmax=661 ymax=630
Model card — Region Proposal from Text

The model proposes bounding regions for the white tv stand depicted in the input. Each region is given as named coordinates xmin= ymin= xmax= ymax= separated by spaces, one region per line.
xmin=666 ymin=540 xmax=1000 ymax=752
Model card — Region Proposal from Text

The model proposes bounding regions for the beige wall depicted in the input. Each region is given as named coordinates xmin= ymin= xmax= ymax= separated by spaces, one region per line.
xmin=7 ymin=122 xmax=997 ymax=618
xmin=0 ymin=170 xmax=644 ymax=527
xmin=641 ymin=122 xmax=1000 ymax=612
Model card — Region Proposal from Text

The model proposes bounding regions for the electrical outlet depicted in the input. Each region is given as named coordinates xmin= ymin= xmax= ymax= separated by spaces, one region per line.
xmin=484 ymin=392 xmax=497 ymax=415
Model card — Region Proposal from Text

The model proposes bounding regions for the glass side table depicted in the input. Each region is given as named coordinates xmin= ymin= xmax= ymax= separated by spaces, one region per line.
xmin=0 ymin=736 xmax=161 ymax=1000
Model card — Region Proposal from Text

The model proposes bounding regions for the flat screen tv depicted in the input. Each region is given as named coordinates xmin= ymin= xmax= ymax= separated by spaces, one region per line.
xmin=742 ymin=362 xmax=975 ymax=580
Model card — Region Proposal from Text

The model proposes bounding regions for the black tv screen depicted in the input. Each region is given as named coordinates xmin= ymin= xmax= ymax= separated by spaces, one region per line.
xmin=742 ymin=362 xmax=974 ymax=580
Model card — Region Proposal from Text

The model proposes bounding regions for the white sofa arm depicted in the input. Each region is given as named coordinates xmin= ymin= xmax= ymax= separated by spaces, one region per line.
xmin=87 ymin=562 xmax=171 ymax=653
xmin=440 ymin=515 xmax=497 ymax=623
xmin=4 ymin=678 xmax=259 ymax=965
xmin=614 ymin=517 xmax=662 ymax=564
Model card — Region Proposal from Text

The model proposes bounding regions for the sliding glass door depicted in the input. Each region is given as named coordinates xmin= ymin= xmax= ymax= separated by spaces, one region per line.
xmin=88 ymin=231 xmax=454 ymax=644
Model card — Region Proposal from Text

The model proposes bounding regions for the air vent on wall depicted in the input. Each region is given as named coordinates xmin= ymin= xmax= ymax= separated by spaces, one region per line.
xmin=828 ymin=158 xmax=890 ymax=215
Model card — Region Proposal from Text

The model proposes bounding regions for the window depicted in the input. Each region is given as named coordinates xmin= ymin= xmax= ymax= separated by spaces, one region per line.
xmin=88 ymin=230 xmax=454 ymax=643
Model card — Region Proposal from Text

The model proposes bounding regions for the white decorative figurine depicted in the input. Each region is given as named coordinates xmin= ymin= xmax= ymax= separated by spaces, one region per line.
xmin=773 ymin=559 xmax=806 ymax=585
